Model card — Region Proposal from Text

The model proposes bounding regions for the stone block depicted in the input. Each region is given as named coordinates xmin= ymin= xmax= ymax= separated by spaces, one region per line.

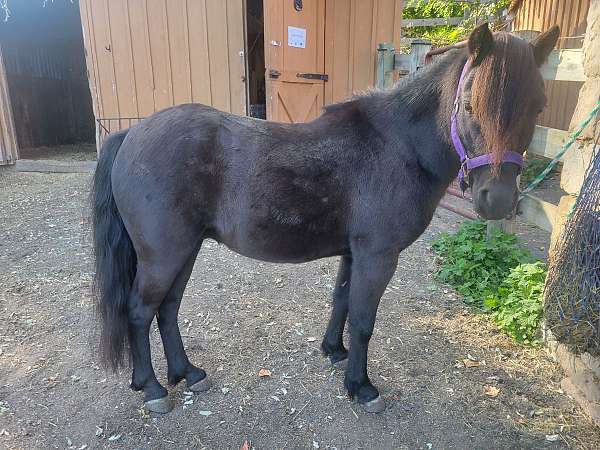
xmin=560 ymin=141 xmax=595 ymax=195
xmin=549 ymin=195 xmax=577 ymax=257
xmin=568 ymin=79 xmax=600 ymax=141
xmin=561 ymin=377 xmax=600 ymax=427
xmin=583 ymin=0 xmax=600 ymax=78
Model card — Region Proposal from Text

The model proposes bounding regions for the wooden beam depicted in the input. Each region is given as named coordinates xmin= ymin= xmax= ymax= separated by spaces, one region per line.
xmin=402 ymin=17 xmax=464 ymax=27
xmin=517 ymin=193 xmax=557 ymax=233
xmin=528 ymin=125 xmax=569 ymax=161
xmin=540 ymin=49 xmax=585 ymax=82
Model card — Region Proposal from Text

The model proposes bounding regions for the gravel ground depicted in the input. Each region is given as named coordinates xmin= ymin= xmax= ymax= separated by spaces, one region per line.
xmin=1 ymin=167 xmax=599 ymax=450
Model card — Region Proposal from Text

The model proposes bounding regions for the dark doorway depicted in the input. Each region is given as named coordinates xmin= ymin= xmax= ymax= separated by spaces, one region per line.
xmin=0 ymin=0 xmax=95 ymax=159
xmin=246 ymin=0 xmax=266 ymax=119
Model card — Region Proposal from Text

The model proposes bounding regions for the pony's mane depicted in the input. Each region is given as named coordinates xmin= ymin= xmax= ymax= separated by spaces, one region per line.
xmin=471 ymin=31 xmax=544 ymax=164
xmin=322 ymin=32 xmax=544 ymax=168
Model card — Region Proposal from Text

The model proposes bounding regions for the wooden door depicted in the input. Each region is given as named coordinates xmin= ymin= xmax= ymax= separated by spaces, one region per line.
xmin=264 ymin=0 xmax=326 ymax=123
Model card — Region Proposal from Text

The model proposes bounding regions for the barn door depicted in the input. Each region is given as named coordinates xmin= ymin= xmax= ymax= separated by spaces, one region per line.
xmin=264 ymin=0 xmax=326 ymax=123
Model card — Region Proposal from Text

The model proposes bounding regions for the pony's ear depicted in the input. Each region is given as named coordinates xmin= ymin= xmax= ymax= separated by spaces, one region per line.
xmin=468 ymin=22 xmax=494 ymax=66
xmin=531 ymin=25 xmax=560 ymax=66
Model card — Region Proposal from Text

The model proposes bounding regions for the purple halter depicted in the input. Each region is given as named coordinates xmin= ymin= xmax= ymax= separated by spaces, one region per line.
xmin=451 ymin=59 xmax=524 ymax=189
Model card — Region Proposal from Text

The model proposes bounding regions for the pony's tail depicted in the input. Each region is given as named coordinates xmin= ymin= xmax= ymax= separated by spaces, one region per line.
xmin=91 ymin=130 xmax=136 ymax=371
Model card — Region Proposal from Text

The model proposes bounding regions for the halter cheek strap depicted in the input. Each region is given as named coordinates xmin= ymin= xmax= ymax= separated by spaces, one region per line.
xmin=451 ymin=59 xmax=524 ymax=190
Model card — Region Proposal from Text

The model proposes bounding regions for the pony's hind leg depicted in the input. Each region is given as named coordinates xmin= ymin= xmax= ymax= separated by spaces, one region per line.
xmin=157 ymin=246 xmax=210 ymax=392
xmin=128 ymin=251 xmax=199 ymax=414
xmin=321 ymin=256 xmax=352 ymax=367
xmin=127 ymin=263 xmax=176 ymax=413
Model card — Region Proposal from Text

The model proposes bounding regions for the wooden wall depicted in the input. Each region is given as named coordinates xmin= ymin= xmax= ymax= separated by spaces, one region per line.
xmin=0 ymin=46 xmax=18 ymax=165
xmin=324 ymin=0 xmax=403 ymax=105
xmin=79 ymin=0 xmax=247 ymax=137
xmin=513 ymin=0 xmax=590 ymax=130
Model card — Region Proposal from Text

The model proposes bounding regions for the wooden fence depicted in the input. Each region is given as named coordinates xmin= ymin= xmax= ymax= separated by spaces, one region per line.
xmin=513 ymin=0 xmax=590 ymax=131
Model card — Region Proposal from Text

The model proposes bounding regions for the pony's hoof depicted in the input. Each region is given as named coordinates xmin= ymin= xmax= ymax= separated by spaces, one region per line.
xmin=144 ymin=396 xmax=173 ymax=414
xmin=332 ymin=358 xmax=348 ymax=370
xmin=189 ymin=376 xmax=211 ymax=393
xmin=360 ymin=395 xmax=385 ymax=413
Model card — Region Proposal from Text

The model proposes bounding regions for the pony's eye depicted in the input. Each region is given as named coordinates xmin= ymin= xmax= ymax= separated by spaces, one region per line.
xmin=464 ymin=102 xmax=473 ymax=114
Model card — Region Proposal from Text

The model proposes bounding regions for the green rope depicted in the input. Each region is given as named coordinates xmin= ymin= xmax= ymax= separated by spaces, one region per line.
xmin=519 ymin=100 xmax=600 ymax=200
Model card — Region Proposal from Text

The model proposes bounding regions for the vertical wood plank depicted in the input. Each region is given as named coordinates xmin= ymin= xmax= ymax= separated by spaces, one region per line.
xmin=167 ymin=0 xmax=193 ymax=105
xmin=206 ymin=0 xmax=231 ymax=112
xmin=147 ymin=0 xmax=173 ymax=110
xmin=79 ymin=0 xmax=104 ymax=149
xmin=108 ymin=0 xmax=139 ymax=120
xmin=347 ymin=0 xmax=356 ymax=93
xmin=78 ymin=0 xmax=101 ymax=121
xmin=127 ymin=0 xmax=155 ymax=116
xmin=226 ymin=0 xmax=246 ymax=115
xmin=89 ymin=0 xmax=119 ymax=119
xmin=369 ymin=0 xmax=379 ymax=87
xmin=188 ymin=0 xmax=212 ymax=105
xmin=353 ymin=0 xmax=374 ymax=90
xmin=323 ymin=0 xmax=335 ymax=105
xmin=393 ymin=0 xmax=404 ymax=49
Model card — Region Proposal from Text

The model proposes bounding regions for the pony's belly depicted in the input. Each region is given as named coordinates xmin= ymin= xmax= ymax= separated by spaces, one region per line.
xmin=214 ymin=226 xmax=348 ymax=264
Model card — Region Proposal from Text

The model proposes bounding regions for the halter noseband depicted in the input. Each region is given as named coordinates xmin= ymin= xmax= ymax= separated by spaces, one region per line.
xmin=451 ymin=59 xmax=524 ymax=190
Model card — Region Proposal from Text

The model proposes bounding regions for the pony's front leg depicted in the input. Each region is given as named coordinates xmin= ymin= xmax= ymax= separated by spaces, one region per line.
xmin=344 ymin=249 xmax=398 ymax=413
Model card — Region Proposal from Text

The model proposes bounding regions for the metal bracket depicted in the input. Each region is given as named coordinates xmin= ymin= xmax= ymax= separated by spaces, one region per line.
xmin=296 ymin=72 xmax=329 ymax=81
xmin=294 ymin=0 xmax=302 ymax=11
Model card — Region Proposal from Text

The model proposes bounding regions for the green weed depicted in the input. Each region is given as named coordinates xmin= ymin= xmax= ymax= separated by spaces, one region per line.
xmin=432 ymin=220 xmax=546 ymax=345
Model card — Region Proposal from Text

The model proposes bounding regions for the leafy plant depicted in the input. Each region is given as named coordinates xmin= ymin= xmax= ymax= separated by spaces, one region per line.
xmin=432 ymin=220 xmax=532 ymax=306
xmin=484 ymin=262 xmax=547 ymax=344
xmin=432 ymin=221 xmax=548 ymax=346
xmin=521 ymin=155 xmax=553 ymax=188
xmin=402 ymin=0 xmax=511 ymax=46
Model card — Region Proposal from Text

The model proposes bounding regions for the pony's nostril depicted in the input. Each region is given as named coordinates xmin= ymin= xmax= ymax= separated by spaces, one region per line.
xmin=479 ymin=188 xmax=489 ymax=203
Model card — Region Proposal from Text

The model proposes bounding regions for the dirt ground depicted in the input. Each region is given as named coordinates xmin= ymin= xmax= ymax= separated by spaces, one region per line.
xmin=1 ymin=167 xmax=599 ymax=450
xmin=17 ymin=144 xmax=97 ymax=162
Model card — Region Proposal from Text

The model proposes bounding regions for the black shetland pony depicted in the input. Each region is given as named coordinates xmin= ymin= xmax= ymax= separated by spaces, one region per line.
xmin=92 ymin=24 xmax=559 ymax=413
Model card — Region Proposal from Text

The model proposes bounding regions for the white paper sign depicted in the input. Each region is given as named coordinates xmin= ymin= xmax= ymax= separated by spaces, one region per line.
xmin=288 ymin=26 xmax=306 ymax=48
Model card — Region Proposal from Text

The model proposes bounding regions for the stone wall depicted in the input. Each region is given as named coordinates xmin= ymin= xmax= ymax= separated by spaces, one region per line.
xmin=560 ymin=0 xmax=600 ymax=194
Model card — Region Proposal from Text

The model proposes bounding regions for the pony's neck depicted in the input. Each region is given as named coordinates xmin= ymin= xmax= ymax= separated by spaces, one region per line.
xmin=367 ymin=50 xmax=468 ymax=185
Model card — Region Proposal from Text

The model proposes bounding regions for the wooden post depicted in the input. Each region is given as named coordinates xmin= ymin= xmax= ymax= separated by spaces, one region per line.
xmin=408 ymin=39 xmax=432 ymax=73
xmin=486 ymin=220 xmax=503 ymax=239
xmin=376 ymin=43 xmax=395 ymax=90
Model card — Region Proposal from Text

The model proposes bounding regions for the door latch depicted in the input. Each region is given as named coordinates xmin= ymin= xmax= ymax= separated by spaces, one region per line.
xmin=296 ymin=72 xmax=329 ymax=81
xmin=269 ymin=69 xmax=281 ymax=78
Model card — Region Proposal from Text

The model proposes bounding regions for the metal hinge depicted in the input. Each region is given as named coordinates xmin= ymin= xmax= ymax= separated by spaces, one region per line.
xmin=296 ymin=72 xmax=329 ymax=81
